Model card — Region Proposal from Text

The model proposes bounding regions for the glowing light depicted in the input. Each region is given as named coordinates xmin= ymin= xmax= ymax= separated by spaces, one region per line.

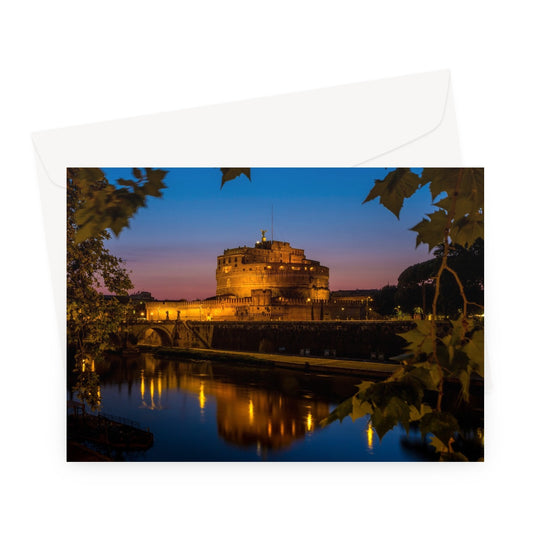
xmin=268 ymin=421 xmax=272 ymax=437
xmin=248 ymin=399 xmax=254 ymax=423
xmin=150 ymin=378 xmax=155 ymax=409
xmin=140 ymin=371 xmax=145 ymax=400
xmin=306 ymin=413 xmax=313 ymax=432
xmin=199 ymin=383 xmax=206 ymax=410
xmin=366 ymin=421 xmax=374 ymax=451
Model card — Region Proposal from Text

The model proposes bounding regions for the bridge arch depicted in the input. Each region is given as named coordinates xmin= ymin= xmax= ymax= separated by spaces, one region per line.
xmin=137 ymin=325 xmax=173 ymax=347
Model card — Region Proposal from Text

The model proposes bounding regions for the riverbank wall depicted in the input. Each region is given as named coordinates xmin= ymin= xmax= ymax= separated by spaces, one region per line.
xmin=171 ymin=320 xmax=417 ymax=359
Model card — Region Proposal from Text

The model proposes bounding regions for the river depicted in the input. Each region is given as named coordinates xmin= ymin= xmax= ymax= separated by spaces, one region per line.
xmin=69 ymin=352 xmax=438 ymax=461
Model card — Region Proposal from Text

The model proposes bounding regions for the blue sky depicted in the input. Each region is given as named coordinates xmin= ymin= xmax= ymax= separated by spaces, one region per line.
xmin=103 ymin=168 xmax=437 ymax=300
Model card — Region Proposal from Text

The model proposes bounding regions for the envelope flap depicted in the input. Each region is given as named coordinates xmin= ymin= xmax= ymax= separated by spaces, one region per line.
xmin=33 ymin=70 xmax=451 ymax=187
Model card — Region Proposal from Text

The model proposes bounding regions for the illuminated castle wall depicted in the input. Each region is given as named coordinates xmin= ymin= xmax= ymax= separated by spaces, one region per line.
xmin=216 ymin=233 xmax=329 ymax=300
xmin=144 ymin=233 xmax=373 ymax=321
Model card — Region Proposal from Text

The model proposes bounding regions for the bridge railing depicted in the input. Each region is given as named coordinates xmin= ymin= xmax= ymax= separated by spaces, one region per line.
xmin=97 ymin=412 xmax=146 ymax=430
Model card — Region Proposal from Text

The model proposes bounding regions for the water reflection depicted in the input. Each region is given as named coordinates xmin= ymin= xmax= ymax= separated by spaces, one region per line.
xmin=366 ymin=421 xmax=374 ymax=453
xmin=86 ymin=352 xmax=451 ymax=461
xmin=95 ymin=353 xmax=352 ymax=454
xmin=139 ymin=370 xmax=164 ymax=410
xmin=138 ymin=359 xmax=330 ymax=450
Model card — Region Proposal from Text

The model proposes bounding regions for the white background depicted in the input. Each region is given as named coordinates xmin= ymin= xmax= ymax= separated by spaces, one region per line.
xmin=1 ymin=1 xmax=531 ymax=531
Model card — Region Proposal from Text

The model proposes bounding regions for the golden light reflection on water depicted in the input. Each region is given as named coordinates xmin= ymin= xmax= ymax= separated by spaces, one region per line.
xmin=248 ymin=399 xmax=254 ymax=423
xmin=366 ymin=420 xmax=374 ymax=451
xmin=306 ymin=413 xmax=314 ymax=432
xmin=136 ymin=359 xmax=332 ymax=451
xmin=139 ymin=370 xmax=164 ymax=410
xmin=199 ymin=383 xmax=206 ymax=410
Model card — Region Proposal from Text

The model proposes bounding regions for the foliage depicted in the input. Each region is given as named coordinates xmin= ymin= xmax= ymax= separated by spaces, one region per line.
xmin=72 ymin=167 xmax=252 ymax=241
xmin=67 ymin=169 xmax=134 ymax=410
xmin=394 ymin=239 xmax=484 ymax=318
xmin=324 ymin=168 xmax=484 ymax=461
xmin=220 ymin=168 xmax=251 ymax=189
xmin=373 ymin=284 xmax=398 ymax=317
xmin=67 ymin=167 xmax=250 ymax=409
xmin=72 ymin=168 xmax=168 ymax=242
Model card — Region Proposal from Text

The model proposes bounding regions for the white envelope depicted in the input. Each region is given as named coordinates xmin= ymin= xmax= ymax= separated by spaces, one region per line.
xmin=32 ymin=69 xmax=461 ymax=347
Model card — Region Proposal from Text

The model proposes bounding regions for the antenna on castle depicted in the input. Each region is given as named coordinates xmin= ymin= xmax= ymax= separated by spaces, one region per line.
xmin=271 ymin=204 xmax=274 ymax=243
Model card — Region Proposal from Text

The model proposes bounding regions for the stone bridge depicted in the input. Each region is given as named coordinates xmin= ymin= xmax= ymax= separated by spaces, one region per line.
xmin=126 ymin=320 xmax=214 ymax=349
xmin=123 ymin=319 xmax=417 ymax=359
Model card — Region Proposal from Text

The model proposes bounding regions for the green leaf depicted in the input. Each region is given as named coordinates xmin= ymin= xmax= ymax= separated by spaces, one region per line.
xmin=404 ymin=363 xmax=440 ymax=392
xmin=371 ymin=407 xmax=397 ymax=440
xmin=410 ymin=209 xmax=449 ymax=251
xmin=458 ymin=369 xmax=471 ymax=402
xmin=429 ymin=435 xmax=449 ymax=454
xmin=319 ymin=396 xmax=353 ymax=427
xmin=419 ymin=412 xmax=460 ymax=443
xmin=397 ymin=320 xmax=434 ymax=356
xmin=383 ymin=396 xmax=411 ymax=433
xmin=459 ymin=168 xmax=484 ymax=213
xmin=433 ymin=195 xmax=479 ymax=221
xmin=71 ymin=167 xmax=168 ymax=241
xmin=356 ymin=380 xmax=375 ymax=395
xmin=220 ymin=168 xmax=251 ymax=189
xmin=409 ymin=403 xmax=433 ymax=422
xmin=363 ymin=168 xmax=420 ymax=219
xmin=350 ymin=396 xmax=373 ymax=422
xmin=463 ymin=329 xmax=484 ymax=377
xmin=420 ymin=168 xmax=462 ymax=200
xmin=450 ymin=213 xmax=484 ymax=248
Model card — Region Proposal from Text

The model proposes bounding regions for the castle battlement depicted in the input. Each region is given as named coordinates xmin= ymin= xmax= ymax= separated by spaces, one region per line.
xmin=216 ymin=234 xmax=329 ymax=300
xmin=142 ymin=232 xmax=373 ymax=322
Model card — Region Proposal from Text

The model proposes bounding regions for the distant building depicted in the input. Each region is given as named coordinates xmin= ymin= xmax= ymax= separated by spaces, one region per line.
xmin=129 ymin=291 xmax=154 ymax=301
xmin=143 ymin=232 xmax=378 ymax=321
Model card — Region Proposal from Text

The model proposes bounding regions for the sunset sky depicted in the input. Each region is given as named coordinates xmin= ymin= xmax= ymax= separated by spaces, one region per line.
xmin=103 ymin=168 xmax=438 ymax=300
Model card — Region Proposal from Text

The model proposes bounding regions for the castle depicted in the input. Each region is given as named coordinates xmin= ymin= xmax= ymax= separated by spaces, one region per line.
xmin=216 ymin=230 xmax=329 ymax=300
xmin=144 ymin=232 xmax=373 ymax=321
